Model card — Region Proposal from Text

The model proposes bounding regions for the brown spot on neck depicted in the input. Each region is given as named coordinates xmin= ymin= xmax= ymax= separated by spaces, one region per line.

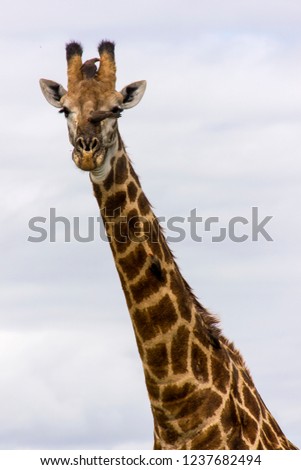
xmin=137 ymin=192 xmax=151 ymax=216
xmin=115 ymin=154 xmax=128 ymax=185
xmin=146 ymin=343 xmax=168 ymax=379
xmin=104 ymin=190 xmax=127 ymax=217
xmin=128 ymin=181 xmax=138 ymax=202
xmin=171 ymin=325 xmax=190 ymax=374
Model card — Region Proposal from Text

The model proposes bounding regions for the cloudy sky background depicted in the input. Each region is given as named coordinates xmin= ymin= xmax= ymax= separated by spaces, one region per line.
xmin=0 ymin=0 xmax=300 ymax=449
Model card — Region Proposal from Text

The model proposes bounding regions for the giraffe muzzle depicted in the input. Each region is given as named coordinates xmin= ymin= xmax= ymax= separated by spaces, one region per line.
xmin=73 ymin=136 xmax=105 ymax=171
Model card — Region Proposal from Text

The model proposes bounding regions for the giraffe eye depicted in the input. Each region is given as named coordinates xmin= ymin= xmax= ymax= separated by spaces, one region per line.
xmin=59 ymin=107 xmax=70 ymax=118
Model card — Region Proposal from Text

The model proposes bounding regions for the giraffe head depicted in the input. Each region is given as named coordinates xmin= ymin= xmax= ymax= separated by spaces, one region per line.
xmin=40 ymin=41 xmax=146 ymax=171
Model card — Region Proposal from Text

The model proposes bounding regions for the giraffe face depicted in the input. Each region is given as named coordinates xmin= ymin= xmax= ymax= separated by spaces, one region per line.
xmin=60 ymin=83 xmax=124 ymax=171
xmin=39 ymin=41 xmax=146 ymax=172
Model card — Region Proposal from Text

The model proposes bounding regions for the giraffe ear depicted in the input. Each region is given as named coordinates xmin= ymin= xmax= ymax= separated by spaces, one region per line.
xmin=120 ymin=80 xmax=146 ymax=109
xmin=39 ymin=79 xmax=67 ymax=108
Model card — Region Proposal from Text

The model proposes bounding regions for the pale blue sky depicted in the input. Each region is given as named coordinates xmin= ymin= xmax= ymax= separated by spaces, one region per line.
xmin=0 ymin=0 xmax=300 ymax=449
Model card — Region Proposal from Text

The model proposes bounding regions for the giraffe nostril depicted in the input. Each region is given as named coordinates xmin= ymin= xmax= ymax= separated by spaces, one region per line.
xmin=76 ymin=136 xmax=100 ymax=153
xmin=91 ymin=137 xmax=100 ymax=151
xmin=76 ymin=137 xmax=86 ymax=151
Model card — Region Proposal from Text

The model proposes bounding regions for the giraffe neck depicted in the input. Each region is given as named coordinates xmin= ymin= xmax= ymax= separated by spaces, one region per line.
xmin=90 ymin=132 xmax=297 ymax=450
xmin=90 ymin=132 xmax=217 ymax=371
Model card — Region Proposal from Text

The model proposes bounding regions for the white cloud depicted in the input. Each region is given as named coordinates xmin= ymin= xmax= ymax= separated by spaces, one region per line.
xmin=0 ymin=329 xmax=153 ymax=449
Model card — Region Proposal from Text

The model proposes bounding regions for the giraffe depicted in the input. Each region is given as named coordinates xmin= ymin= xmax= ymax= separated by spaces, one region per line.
xmin=39 ymin=40 xmax=298 ymax=450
